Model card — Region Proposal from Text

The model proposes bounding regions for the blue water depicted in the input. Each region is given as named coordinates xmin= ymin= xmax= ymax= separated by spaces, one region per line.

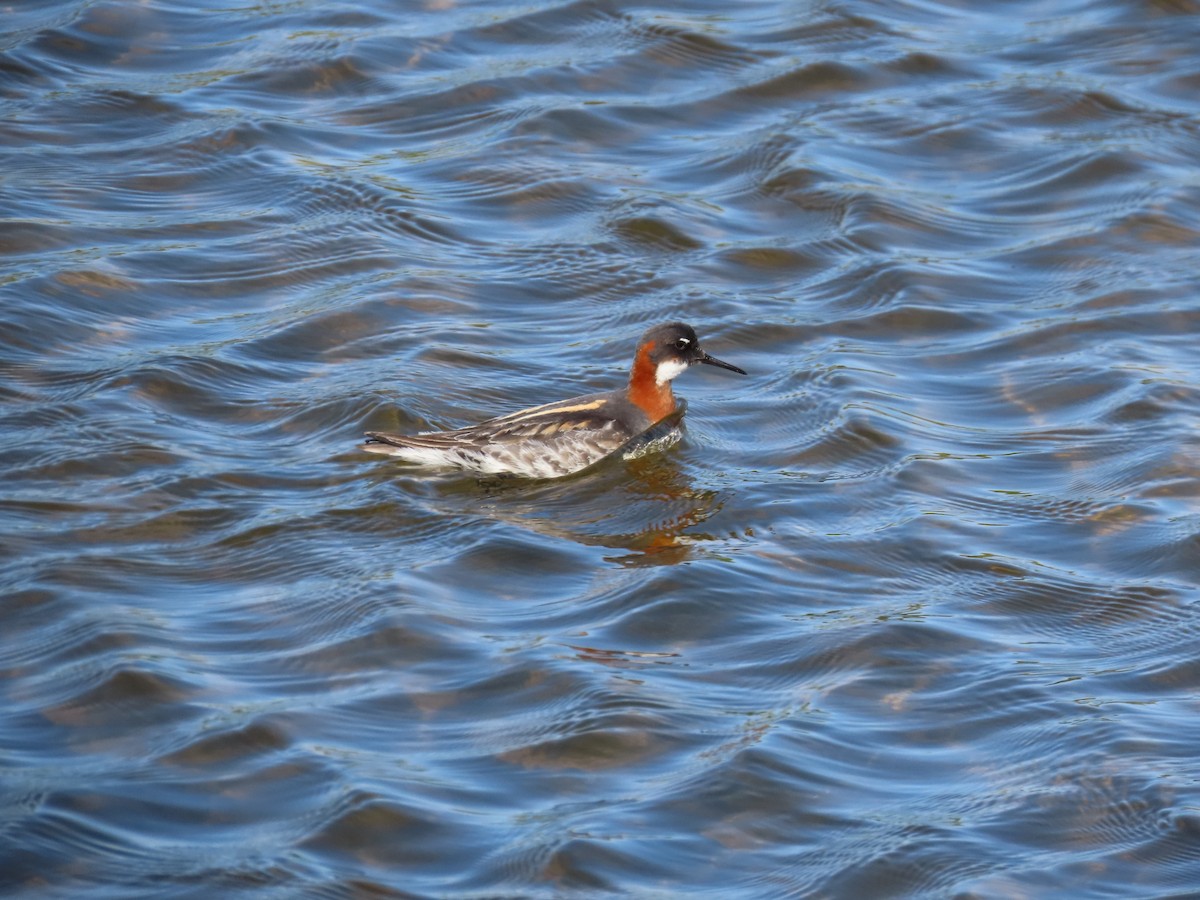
xmin=3 ymin=0 xmax=1200 ymax=896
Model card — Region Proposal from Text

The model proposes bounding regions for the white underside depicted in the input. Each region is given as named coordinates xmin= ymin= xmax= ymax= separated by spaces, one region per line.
xmin=621 ymin=426 xmax=683 ymax=460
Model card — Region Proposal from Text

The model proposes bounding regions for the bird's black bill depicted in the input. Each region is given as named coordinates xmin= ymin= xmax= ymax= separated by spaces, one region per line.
xmin=699 ymin=352 xmax=747 ymax=375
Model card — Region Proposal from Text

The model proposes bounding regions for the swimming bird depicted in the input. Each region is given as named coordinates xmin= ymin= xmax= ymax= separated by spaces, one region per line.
xmin=360 ymin=322 xmax=746 ymax=479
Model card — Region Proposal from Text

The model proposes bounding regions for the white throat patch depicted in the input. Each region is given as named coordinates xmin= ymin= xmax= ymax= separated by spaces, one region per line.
xmin=655 ymin=358 xmax=690 ymax=385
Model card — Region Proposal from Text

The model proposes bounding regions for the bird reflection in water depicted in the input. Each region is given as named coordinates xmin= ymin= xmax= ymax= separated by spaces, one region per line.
xmin=470 ymin=439 xmax=728 ymax=568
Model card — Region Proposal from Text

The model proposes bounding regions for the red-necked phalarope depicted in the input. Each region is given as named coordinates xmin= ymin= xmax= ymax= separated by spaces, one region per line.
xmin=361 ymin=322 xmax=746 ymax=479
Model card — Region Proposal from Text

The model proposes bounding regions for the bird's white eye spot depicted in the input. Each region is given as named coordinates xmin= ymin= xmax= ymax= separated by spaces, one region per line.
xmin=674 ymin=337 xmax=690 ymax=350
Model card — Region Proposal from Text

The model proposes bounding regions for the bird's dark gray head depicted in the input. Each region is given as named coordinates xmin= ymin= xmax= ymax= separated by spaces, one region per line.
xmin=637 ymin=322 xmax=746 ymax=384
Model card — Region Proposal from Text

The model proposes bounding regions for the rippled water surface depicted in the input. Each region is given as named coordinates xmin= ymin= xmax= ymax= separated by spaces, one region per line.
xmin=4 ymin=0 xmax=1200 ymax=896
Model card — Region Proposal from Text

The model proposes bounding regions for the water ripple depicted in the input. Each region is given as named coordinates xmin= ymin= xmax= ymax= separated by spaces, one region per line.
xmin=4 ymin=0 xmax=1200 ymax=896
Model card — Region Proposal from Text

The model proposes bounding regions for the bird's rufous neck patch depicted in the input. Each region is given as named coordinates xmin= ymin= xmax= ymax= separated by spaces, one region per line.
xmin=628 ymin=342 xmax=676 ymax=422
